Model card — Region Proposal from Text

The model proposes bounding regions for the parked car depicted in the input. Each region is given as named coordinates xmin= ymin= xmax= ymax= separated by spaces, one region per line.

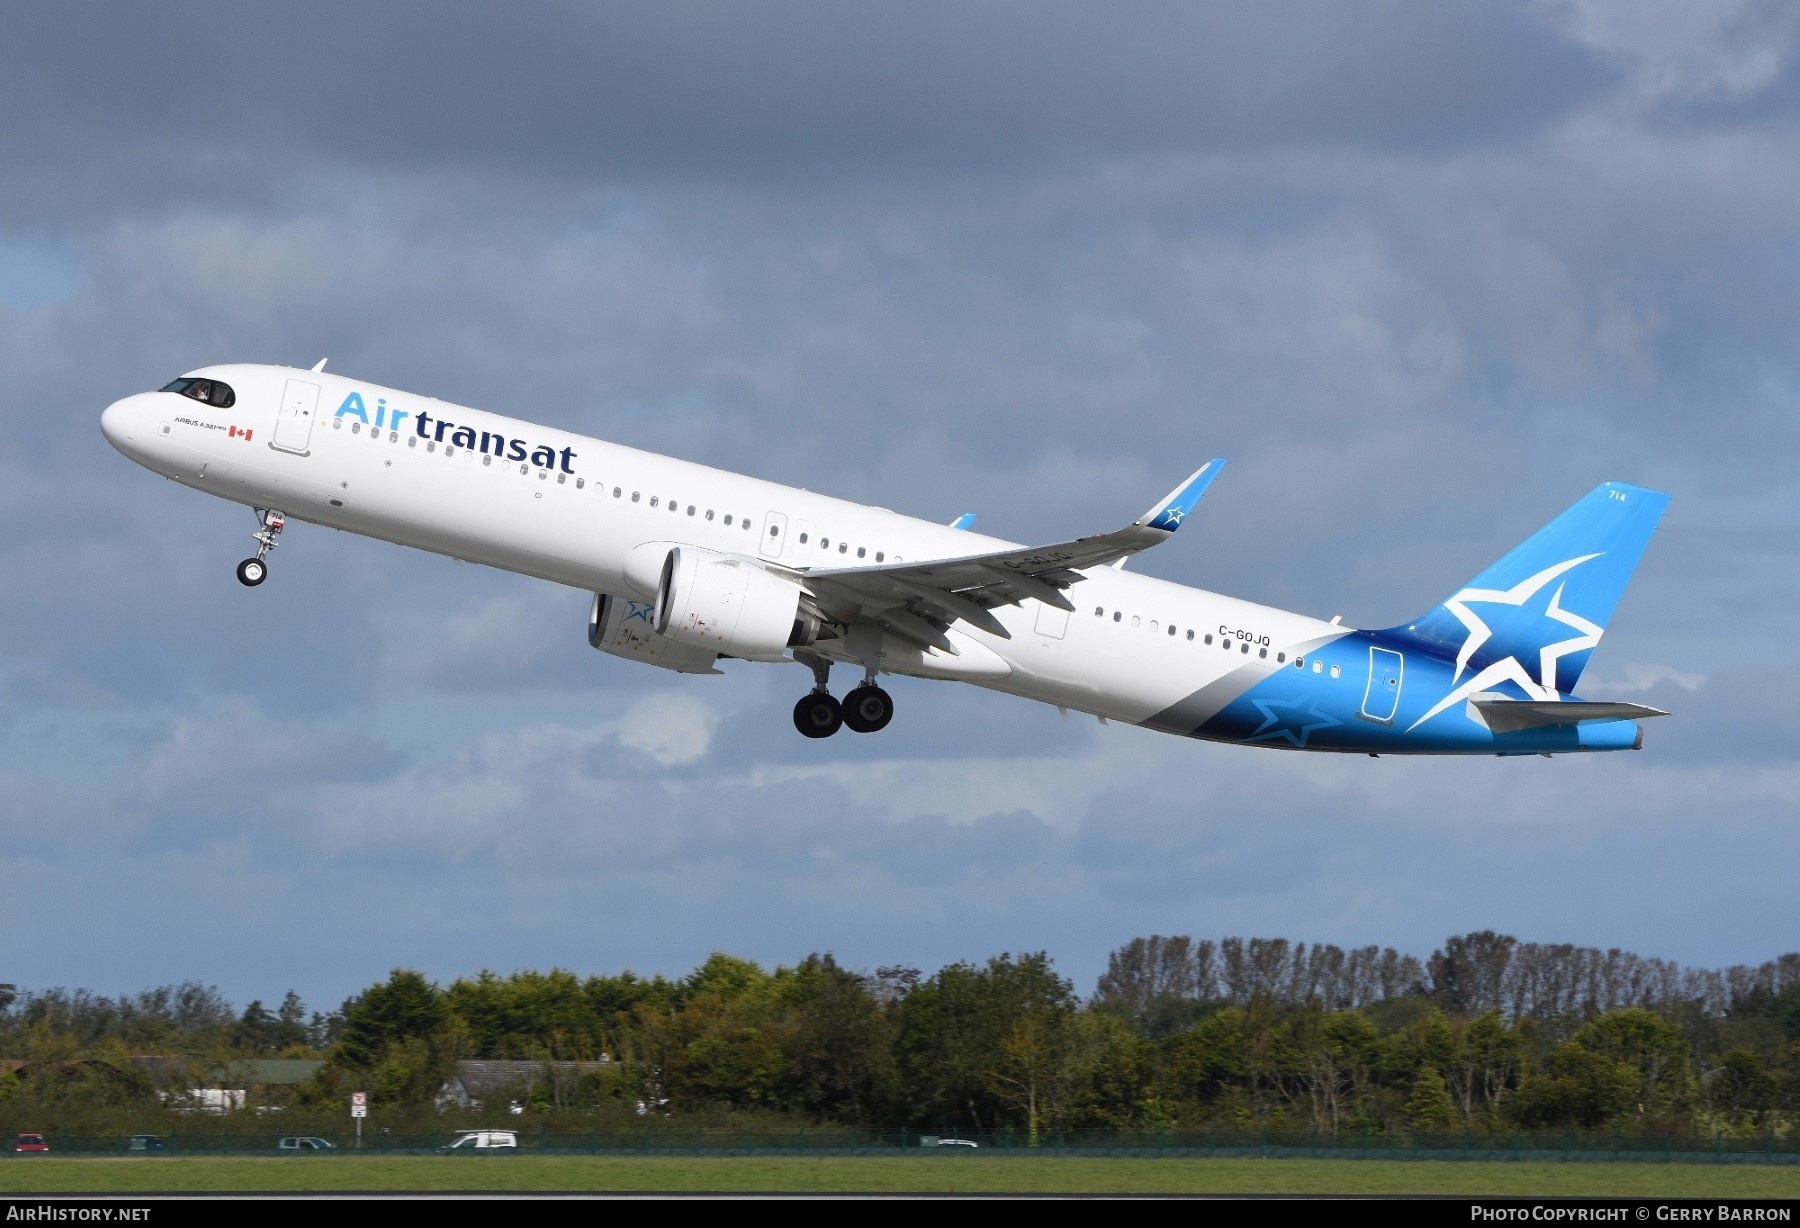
xmin=439 ymin=1130 xmax=518 ymax=1152
xmin=126 ymin=1134 xmax=166 ymax=1152
xmin=276 ymin=1136 xmax=336 ymax=1151
xmin=14 ymin=1133 xmax=49 ymax=1153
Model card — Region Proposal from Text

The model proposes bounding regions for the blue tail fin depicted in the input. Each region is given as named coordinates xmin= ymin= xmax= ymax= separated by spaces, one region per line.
xmin=1381 ymin=482 xmax=1670 ymax=695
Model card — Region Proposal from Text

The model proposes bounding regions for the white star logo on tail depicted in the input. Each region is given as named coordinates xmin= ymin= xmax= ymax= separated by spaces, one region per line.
xmin=1407 ymin=554 xmax=1604 ymax=731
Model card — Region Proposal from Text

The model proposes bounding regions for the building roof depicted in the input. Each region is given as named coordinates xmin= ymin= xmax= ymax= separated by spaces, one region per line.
xmin=210 ymin=1059 xmax=325 ymax=1086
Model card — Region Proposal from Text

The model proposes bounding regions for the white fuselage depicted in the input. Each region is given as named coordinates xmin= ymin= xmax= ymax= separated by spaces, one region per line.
xmin=101 ymin=363 xmax=1347 ymax=729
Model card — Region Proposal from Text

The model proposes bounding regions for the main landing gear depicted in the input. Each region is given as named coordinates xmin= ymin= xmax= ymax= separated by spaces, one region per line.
xmin=236 ymin=508 xmax=285 ymax=587
xmin=792 ymin=654 xmax=894 ymax=739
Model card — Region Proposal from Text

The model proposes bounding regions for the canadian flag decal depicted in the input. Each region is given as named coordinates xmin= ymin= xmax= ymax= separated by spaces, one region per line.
xmin=228 ymin=425 xmax=254 ymax=441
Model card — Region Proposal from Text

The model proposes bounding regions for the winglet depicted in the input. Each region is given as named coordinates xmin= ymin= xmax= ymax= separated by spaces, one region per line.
xmin=949 ymin=513 xmax=977 ymax=531
xmin=1137 ymin=459 xmax=1226 ymax=532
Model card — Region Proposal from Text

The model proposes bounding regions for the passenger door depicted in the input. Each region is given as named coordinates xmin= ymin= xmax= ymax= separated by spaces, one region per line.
xmin=270 ymin=379 xmax=320 ymax=455
xmin=1359 ymin=646 xmax=1404 ymax=725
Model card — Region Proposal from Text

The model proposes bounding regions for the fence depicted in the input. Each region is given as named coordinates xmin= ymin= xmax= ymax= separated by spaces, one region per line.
xmin=3 ymin=1130 xmax=1797 ymax=1163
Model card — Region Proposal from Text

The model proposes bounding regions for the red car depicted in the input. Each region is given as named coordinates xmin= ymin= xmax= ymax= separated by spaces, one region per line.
xmin=14 ymin=1133 xmax=49 ymax=1153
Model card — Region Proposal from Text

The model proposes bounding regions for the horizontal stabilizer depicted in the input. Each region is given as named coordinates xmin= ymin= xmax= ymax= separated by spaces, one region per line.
xmin=1471 ymin=697 xmax=1669 ymax=733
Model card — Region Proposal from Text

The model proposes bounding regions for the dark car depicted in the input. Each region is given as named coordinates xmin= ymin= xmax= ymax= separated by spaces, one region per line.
xmin=14 ymin=1133 xmax=49 ymax=1154
xmin=126 ymin=1134 xmax=166 ymax=1152
xmin=277 ymin=1136 xmax=336 ymax=1151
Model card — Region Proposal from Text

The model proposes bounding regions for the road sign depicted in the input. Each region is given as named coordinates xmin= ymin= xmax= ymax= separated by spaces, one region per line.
xmin=351 ymin=1105 xmax=367 ymax=1118
xmin=351 ymin=1091 xmax=367 ymax=1107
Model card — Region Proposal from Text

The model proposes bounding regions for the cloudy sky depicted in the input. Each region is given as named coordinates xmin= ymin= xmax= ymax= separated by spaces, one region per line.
xmin=2 ymin=1 xmax=1796 ymax=1012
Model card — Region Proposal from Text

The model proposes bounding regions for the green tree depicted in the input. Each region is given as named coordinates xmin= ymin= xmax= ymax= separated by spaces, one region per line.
xmin=1570 ymin=1008 xmax=1692 ymax=1117
xmin=327 ymin=969 xmax=460 ymax=1104
xmin=1507 ymin=1042 xmax=1636 ymax=1130
xmin=1404 ymin=1064 xmax=1457 ymax=1130
xmin=896 ymin=952 xmax=1075 ymax=1132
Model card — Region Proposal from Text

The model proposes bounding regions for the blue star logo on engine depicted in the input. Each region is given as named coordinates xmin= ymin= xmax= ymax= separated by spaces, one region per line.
xmin=1246 ymin=694 xmax=1344 ymax=747
xmin=1408 ymin=554 xmax=1605 ymax=730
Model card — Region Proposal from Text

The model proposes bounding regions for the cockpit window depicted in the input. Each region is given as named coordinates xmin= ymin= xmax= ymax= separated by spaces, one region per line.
xmin=160 ymin=377 xmax=235 ymax=408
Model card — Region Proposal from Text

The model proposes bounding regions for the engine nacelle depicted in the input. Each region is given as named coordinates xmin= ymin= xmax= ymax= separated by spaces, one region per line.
xmin=655 ymin=546 xmax=821 ymax=661
xmin=588 ymin=592 xmax=722 ymax=675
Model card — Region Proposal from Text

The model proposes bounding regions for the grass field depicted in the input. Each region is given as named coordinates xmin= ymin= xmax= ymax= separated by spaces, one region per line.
xmin=0 ymin=1155 xmax=1796 ymax=1195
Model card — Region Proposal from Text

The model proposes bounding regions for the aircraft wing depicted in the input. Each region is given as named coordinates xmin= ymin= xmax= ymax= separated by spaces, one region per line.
xmin=802 ymin=460 xmax=1224 ymax=649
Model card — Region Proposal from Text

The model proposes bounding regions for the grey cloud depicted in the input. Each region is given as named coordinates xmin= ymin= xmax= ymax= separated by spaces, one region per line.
xmin=4 ymin=2 xmax=1615 ymax=218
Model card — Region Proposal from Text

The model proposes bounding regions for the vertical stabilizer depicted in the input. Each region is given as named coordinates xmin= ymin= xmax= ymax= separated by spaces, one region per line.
xmin=1381 ymin=482 xmax=1669 ymax=697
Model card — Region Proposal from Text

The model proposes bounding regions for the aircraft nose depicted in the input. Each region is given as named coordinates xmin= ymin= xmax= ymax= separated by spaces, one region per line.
xmin=100 ymin=393 xmax=154 ymax=453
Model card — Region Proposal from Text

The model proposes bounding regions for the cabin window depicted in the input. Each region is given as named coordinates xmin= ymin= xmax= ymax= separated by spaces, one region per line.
xmin=1277 ymin=652 xmax=1286 ymax=663
xmin=798 ymin=533 xmax=809 ymax=544
xmin=613 ymin=487 xmax=622 ymax=498
xmin=1330 ymin=664 xmax=1342 ymax=679
xmin=705 ymin=509 xmax=713 ymax=520
xmin=389 ymin=432 xmax=398 ymax=443
xmin=1258 ymin=647 xmax=1267 ymax=659
xmin=1150 ymin=620 xmax=1159 ymax=633
xmin=839 ymin=542 xmax=848 ymax=553
xmin=649 ymin=496 xmax=659 ymax=507
xmin=631 ymin=492 xmax=640 ymax=502
xmin=1241 ymin=642 xmax=1249 ymax=654
xmin=576 ymin=478 xmax=585 ymax=489
xmin=407 ymin=436 xmax=416 ymax=448
xmin=1168 ymin=624 xmax=1177 ymax=637
xmin=687 ymin=504 xmax=695 ymax=515
xmin=482 ymin=455 xmax=492 ymax=466
xmin=857 ymin=547 xmax=866 ymax=558
xmin=744 ymin=519 xmax=752 ymax=530
xmin=1313 ymin=660 xmax=1323 ymax=674
xmin=333 ymin=417 xmax=342 ymax=429
xmin=1204 ymin=634 xmax=1212 ymax=645
xmin=426 ymin=441 xmax=436 ymax=453
xmin=768 ymin=524 xmax=778 ymax=536
xmin=1293 ymin=656 xmax=1303 ymax=668
xmin=876 ymin=552 xmax=885 ymax=561
xmin=723 ymin=514 xmax=733 ymax=525
xmin=669 ymin=498 xmax=677 ymax=510
xmin=1094 ymin=607 xmax=1104 ymax=617
xmin=351 ymin=421 xmax=361 ymax=434
xmin=446 ymin=446 xmax=456 ymax=458
xmin=1113 ymin=611 xmax=1122 ymax=623
xmin=1186 ymin=630 xmax=1195 ymax=641
xmin=557 ymin=473 xmax=566 ymax=484
xmin=820 ymin=537 xmax=829 ymax=549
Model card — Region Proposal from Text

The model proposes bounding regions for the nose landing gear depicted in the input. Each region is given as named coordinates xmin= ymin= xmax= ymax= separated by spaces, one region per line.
xmin=237 ymin=508 xmax=285 ymax=587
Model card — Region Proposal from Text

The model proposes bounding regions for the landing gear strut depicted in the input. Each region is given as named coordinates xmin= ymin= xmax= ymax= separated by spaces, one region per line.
xmin=237 ymin=508 xmax=285 ymax=587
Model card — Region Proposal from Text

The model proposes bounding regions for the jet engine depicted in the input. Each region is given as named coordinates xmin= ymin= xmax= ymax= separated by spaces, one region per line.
xmin=655 ymin=546 xmax=827 ymax=660
xmin=588 ymin=593 xmax=721 ymax=674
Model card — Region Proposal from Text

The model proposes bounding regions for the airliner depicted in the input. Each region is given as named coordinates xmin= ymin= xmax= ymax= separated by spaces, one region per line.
xmin=100 ymin=363 xmax=1670 ymax=754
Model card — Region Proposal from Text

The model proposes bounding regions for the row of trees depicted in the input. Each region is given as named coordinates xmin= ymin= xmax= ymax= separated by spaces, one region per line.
xmin=4 ymin=933 xmax=1798 ymax=1137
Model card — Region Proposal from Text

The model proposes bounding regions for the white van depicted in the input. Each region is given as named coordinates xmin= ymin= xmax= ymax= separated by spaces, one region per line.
xmin=440 ymin=1130 xmax=518 ymax=1152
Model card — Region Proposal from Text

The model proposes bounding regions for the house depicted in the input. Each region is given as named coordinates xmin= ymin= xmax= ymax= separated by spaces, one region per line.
xmin=435 ymin=1060 xmax=609 ymax=1112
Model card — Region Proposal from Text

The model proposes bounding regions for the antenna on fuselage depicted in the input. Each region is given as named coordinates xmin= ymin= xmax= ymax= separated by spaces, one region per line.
xmin=310 ymin=357 xmax=328 ymax=372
